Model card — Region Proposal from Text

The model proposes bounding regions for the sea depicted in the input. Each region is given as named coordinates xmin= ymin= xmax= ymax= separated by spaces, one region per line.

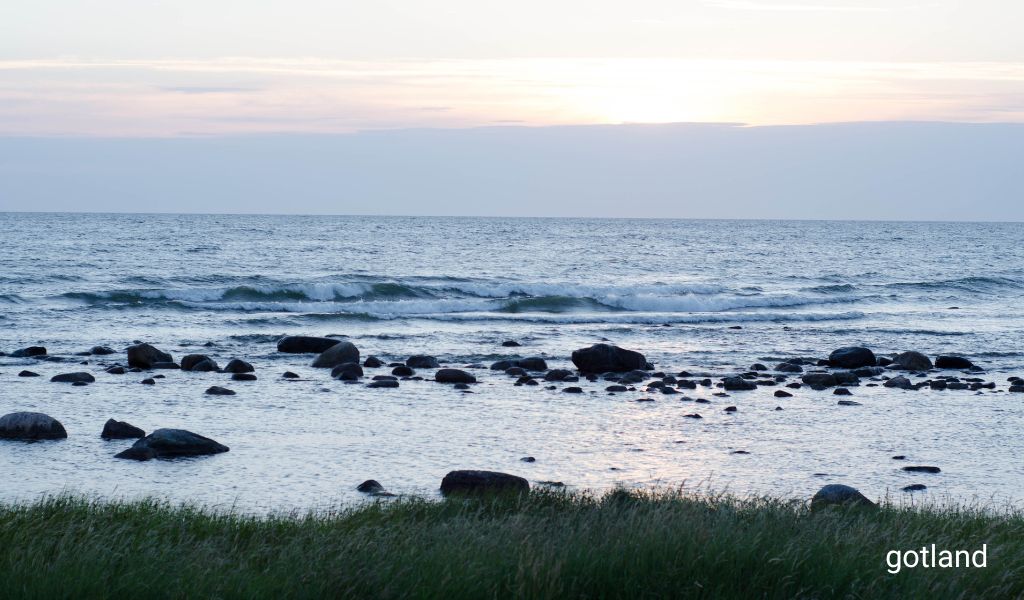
xmin=1 ymin=213 xmax=1023 ymax=512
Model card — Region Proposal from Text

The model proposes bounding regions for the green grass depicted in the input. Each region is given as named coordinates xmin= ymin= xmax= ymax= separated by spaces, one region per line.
xmin=1 ymin=489 xmax=1022 ymax=599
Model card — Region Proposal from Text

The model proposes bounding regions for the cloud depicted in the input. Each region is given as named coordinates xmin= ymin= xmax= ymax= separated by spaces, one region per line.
xmin=703 ymin=0 xmax=930 ymax=11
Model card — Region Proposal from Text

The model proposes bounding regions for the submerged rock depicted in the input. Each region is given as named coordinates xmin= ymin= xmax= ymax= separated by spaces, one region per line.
xmin=277 ymin=336 xmax=342 ymax=354
xmin=205 ymin=386 xmax=236 ymax=396
xmin=392 ymin=365 xmax=415 ymax=376
xmin=181 ymin=354 xmax=217 ymax=372
xmin=801 ymin=373 xmax=838 ymax=387
xmin=11 ymin=346 xmax=47 ymax=358
xmin=935 ymin=355 xmax=973 ymax=369
xmin=435 ymin=368 xmax=477 ymax=384
xmin=571 ymin=344 xmax=647 ymax=373
xmin=90 ymin=345 xmax=116 ymax=355
xmin=363 ymin=356 xmax=383 ymax=368
xmin=406 ymin=355 xmax=441 ymax=368
xmin=828 ymin=347 xmax=876 ymax=369
xmin=114 ymin=428 xmax=228 ymax=461
xmin=440 ymin=470 xmax=529 ymax=496
xmin=18 ymin=370 xmax=40 ymax=377
xmin=884 ymin=376 xmax=912 ymax=389
xmin=893 ymin=351 xmax=933 ymax=371
xmin=101 ymin=419 xmax=145 ymax=439
xmin=810 ymin=484 xmax=877 ymax=510
xmin=331 ymin=362 xmax=364 ymax=381
xmin=0 ymin=412 xmax=67 ymax=440
xmin=311 ymin=341 xmax=360 ymax=369
xmin=126 ymin=343 xmax=173 ymax=369
xmin=722 ymin=376 xmax=756 ymax=391
xmin=50 ymin=372 xmax=95 ymax=383
xmin=223 ymin=359 xmax=255 ymax=374
xmin=902 ymin=465 xmax=941 ymax=473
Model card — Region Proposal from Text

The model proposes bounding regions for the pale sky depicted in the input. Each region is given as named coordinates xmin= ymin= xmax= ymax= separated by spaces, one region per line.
xmin=2 ymin=0 xmax=1023 ymax=135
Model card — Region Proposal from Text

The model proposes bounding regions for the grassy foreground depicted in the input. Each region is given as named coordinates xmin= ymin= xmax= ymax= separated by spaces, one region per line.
xmin=1 ymin=490 xmax=1022 ymax=599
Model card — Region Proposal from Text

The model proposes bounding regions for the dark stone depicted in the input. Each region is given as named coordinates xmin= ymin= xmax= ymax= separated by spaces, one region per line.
xmin=571 ymin=343 xmax=647 ymax=373
xmin=282 ymin=371 xmax=300 ymax=379
xmin=50 ymin=372 xmax=95 ymax=384
xmin=515 ymin=357 xmax=548 ymax=371
xmin=440 ymin=470 xmax=529 ymax=496
xmin=126 ymin=343 xmax=173 ymax=369
xmin=935 ymin=355 xmax=973 ymax=369
xmin=192 ymin=358 xmax=220 ymax=372
xmin=801 ymin=373 xmax=837 ymax=387
xmin=106 ymin=366 xmax=126 ymax=375
xmin=750 ymin=363 xmax=768 ymax=371
xmin=774 ymin=390 xmax=793 ymax=398
xmin=683 ymin=413 xmax=703 ymax=419
xmin=332 ymin=362 xmax=364 ymax=380
xmin=151 ymin=362 xmax=179 ymax=370
xmin=810 ymin=484 xmax=877 ymax=510
xmin=406 ymin=355 xmax=440 ymax=368
xmin=884 ymin=376 xmax=912 ymax=389
xmin=837 ymin=400 xmax=861 ymax=406
xmin=505 ymin=367 xmax=527 ymax=376
xmin=520 ymin=456 xmax=536 ymax=462
xmin=833 ymin=388 xmax=852 ymax=396
xmin=902 ymin=466 xmax=941 ymax=473
xmin=392 ymin=365 xmax=415 ymax=377
xmin=828 ymin=347 xmax=876 ymax=369
xmin=0 ymin=412 xmax=67 ymax=440
xmin=902 ymin=484 xmax=928 ymax=492
xmin=435 ymin=369 xmax=477 ymax=384
xmin=311 ymin=341 xmax=360 ymax=369
xmin=114 ymin=428 xmax=228 ymax=461
xmin=140 ymin=378 xmax=155 ymax=385
xmin=181 ymin=354 xmax=216 ymax=371
xmin=205 ymin=386 xmax=236 ymax=396
xmin=544 ymin=369 xmax=573 ymax=382
xmin=11 ymin=346 xmax=47 ymax=358
xmin=277 ymin=336 xmax=342 ymax=354
xmin=775 ymin=362 xmax=803 ymax=373
xmin=232 ymin=373 xmax=257 ymax=381
xmin=893 ymin=351 xmax=933 ymax=371
xmin=101 ymin=419 xmax=145 ymax=439
xmin=501 ymin=340 xmax=521 ymax=347
xmin=357 ymin=479 xmax=385 ymax=493
xmin=90 ymin=346 xmax=115 ymax=355
xmin=722 ymin=376 xmax=756 ymax=391
xmin=833 ymin=371 xmax=859 ymax=385
xmin=223 ymin=359 xmax=254 ymax=374
xmin=18 ymin=370 xmax=40 ymax=377
xmin=562 ymin=386 xmax=583 ymax=393
xmin=368 ymin=379 xmax=399 ymax=388
xmin=852 ymin=366 xmax=884 ymax=377
xmin=363 ymin=356 xmax=383 ymax=368
xmin=724 ymin=406 xmax=737 ymax=412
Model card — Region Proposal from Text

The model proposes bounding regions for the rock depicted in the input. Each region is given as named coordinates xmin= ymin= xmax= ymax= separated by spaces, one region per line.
xmin=406 ymin=355 xmax=440 ymax=369
xmin=435 ymin=369 xmax=477 ymax=384
xmin=605 ymin=385 xmax=628 ymax=392
xmin=205 ymin=386 xmax=236 ymax=396
xmin=311 ymin=341 xmax=360 ymax=369
xmin=223 ymin=359 xmax=254 ymax=374
xmin=126 ymin=343 xmax=173 ymax=369
xmin=520 ymin=456 xmax=536 ymax=462
xmin=810 ymin=484 xmax=877 ymax=510
xmin=750 ymin=363 xmax=768 ymax=371
xmin=562 ymin=386 xmax=583 ymax=393
xmin=90 ymin=346 xmax=115 ymax=355
xmin=106 ymin=366 xmax=126 ymax=375
xmin=801 ymin=373 xmax=837 ymax=387
xmin=1010 ymin=385 xmax=1024 ymax=393
xmin=775 ymin=362 xmax=803 ymax=373
xmin=11 ymin=346 xmax=47 ymax=358
xmin=833 ymin=371 xmax=859 ymax=385
xmin=571 ymin=344 xmax=647 ymax=373
xmin=828 ymin=347 xmax=876 ymax=369
xmin=544 ymin=369 xmax=574 ymax=382
xmin=18 ymin=370 xmax=40 ymax=377
xmin=902 ymin=484 xmax=928 ymax=492
xmin=852 ymin=366 xmax=884 ymax=377
xmin=367 ymin=379 xmax=399 ymax=388
xmin=232 ymin=373 xmax=258 ymax=381
xmin=101 ymin=419 xmax=145 ymax=439
xmin=893 ymin=351 xmax=933 ymax=371
xmin=774 ymin=390 xmax=793 ymax=398
xmin=357 ymin=480 xmax=385 ymax=494
xmin=683 ymin=413 xmax=703 ymax=419
xmin=277 ymin=336 xmax=342 ymax=354
xmin=501 ymin=340 xmax=521 ymax=347
xmin=50 ymin=372 xmax=95 ymax=384
xmin=440 ymin=470 xmax=529 ymax=496
xmin=114 ymin=428 xmax=228 ymax=461
xmin=724 ymin=406 xmax=737 ymax=412
xmin=833 ymin=388 xmax=852 ymax=396
xmin=722 ymin=376 xmax=756 ymax=391
xmin=884 ymin=376 xmax=912 ymax=389
xmin=515 ymin=357 xmax=548 ymax=371
xmin=282 ymin=371 xmax=300 ymax=379
xmin=181 ymin=354 xmax=216 ymax=371
xmin=151 ymin=362 xmax=180 ymax=370
xmin=363 ymin=356 xmax=383 ymax=368
xmin=837 ymin=400 xmax=861 ymax=406
xmin=140 ymin=378 xmax=155 ymax=385
xmin=0 ymin=412 xmax=67 ymax=440
xmin=935 ymin=355 xmax=973 ymax=369
xmin=331 ymin=363 xmax=364 ymax=380
xmin=391 ymin=365 xmax=414 ymax=377
xmin=902 ymin=465 xmax=941 ymax=473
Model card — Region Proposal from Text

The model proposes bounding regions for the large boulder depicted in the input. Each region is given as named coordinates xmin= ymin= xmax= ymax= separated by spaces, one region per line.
xmin=101 ymin=419 xmax=145 ymax=439
xmin=828 ymin=347 xmax=876 ymax=369
xmin=223 ymin=359 xmax=254 ymax=374
xmin=0 ymin=412 xmax=67 ymax=440
xmin=406 ymin=355 xmax=441 ymax=369
xmin=50 ymin=372 xmax=95 ymax=384
xmin=435 ymin=369 xmax=476 ymax=384
xmin=893 ymin=351 xmax=933 ymax=371
xmin=127 ymin=343 xmax=173 ymax=369
xmin=277 ymin=336 xmax=342 ymax=354
xmin=440 ymin=470 xmax=529 ymax=496
xmin=935 ymin=355 xmax=973 ymax=369
xmin=571 ymin=344 xmax=647 ymax=373
xmin=311 ymin=341 xmax=360 ymax=368
xmin=810 ymin=484 xmax=877 ymax=510
xmin=114 ymin=428 xmax=228 ymax=461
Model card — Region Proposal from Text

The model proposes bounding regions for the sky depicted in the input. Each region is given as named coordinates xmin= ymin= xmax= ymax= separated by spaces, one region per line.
xmin=0 ymin=1 xmax=1022 ymax=217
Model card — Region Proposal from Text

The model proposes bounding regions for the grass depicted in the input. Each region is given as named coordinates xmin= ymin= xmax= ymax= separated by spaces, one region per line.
xmin=1 ymin=489 xmax=1022 ymax=599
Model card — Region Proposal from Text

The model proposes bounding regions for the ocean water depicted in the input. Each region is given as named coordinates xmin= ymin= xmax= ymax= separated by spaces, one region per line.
xmin=1 ymin=213 xmax=1023 ymax=511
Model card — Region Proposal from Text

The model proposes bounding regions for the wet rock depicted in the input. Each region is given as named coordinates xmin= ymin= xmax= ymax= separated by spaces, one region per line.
xmin=440 ymin=470 xmax=529 ymax=496
xmin=833 ymin=388 xmax=852 ymax=396
xmin=571 ymin=343 xmax=647 ymax=373
xmin=774 ymin=390 xmax=793 ymax=398
xmin=363 ymin=356 xmax=383 ymax=368
xmin=852 ymin=366 xmax=884 ymax=377
xmin=801 ymin=373 xmax=837 ymax=387
xmin=683 ymin=413 xmax=703 ymax=419
xmin=223 ymin=359 xmax=254 ymax=374
xmin=929 ymin=380 xmax=948 ymax=390
xmin=151 ymin=362 xmax=180 ymax=370
xmin=935 ymin=355 xmax=973 ymax=369
xmin=828 ymin=347 xmax=876 ymax=369
xmin=750 ymin=363 xmax=768 ymax=371
xmin=311 ymin=341 xmax=360 ymax=369
xmin=357 ymin=479 xmax=385 ymax=493
xmin=435 ymin=369 xmax=477 ymax=384
xmin=893 ymin=351 xmax=933 ymax=371
xmin=140 ymin=378 xmax=155 ymax=385
xmin=90 ymin=346 xmax=115 ymax=355
xmin=391 ymin=365 xmax=415 ymax=377
xmin=406 ymin=355 xmax=440 ymax=369
xmin=11 ymin=346 xmax=47 ymax=358
xmin=892 ymin=455 xmax=906 ymax=460
xmin=0 ymin=412 xmax=67 ymax=440
xmin=282 ymin=371 xmax=300 ymax=379
xmin=902 ymin=466 xmax=941 ymax=473
xmin=884 ymin=376 xmax=912 ymax=389
xmin=902 ymin=484 xmax=928 ymax=492
xmin=837 ymin=400 xmax=861 ymax=406
xmin=205 ymin=386 xmax=236 ymax=396
xmin=544 ymin=369 xmax=574 ymax=382
xmin=101 ymin=419 xmax=145 ymax=439
xmin=367 ymin=379 xmax=399 ymax=388
xmin=505 ymin=366 xmax=527 ymax=377
xmin=127 ymin=343 xmax=173 ymax=369
xmin=515 ymin=357 xmax=548 ymax=371
xmin=277 ymin=336 xmax=342 ymax=354
xmin=501 ymin=340 xmax=522 ymax=347
xmin=106 ymin=366 xmax=126 ymax=375
xmin=724 ymin=406 xmax=737 ymax=412
xmin=114 ymin=428 xmax=228 ymax=461
xmin=1010 ymin=385 xmax=1024 ymax=393
xmin=331 ymin=363 xmax=364 ymax=381
xmin=232 ymin=373 xmax=258 ymax=381
xmin=562 ymin=386 xmax=583 ymax=393
xmin=722 ymin=376 xmax=756 ymax=391
xmin=50 ymin=372 xmax=95 ymax=384
xmin=18 ymin=370 xmax=40 ymax=377
xmin=810 ymin=484 xmax=876 ymax=510
xmin=775 ymin=362 xmax=803 ymax=373
xmin=181 ymin=354 xmax=216 ymax=371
